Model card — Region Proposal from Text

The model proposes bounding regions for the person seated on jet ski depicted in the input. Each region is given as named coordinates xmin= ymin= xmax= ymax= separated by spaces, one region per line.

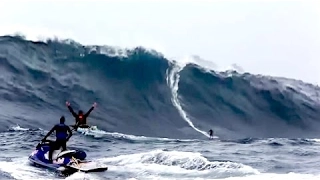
xmin=66 ymin=101 xmax=97 ymax=129
xmin=42 ymin=116 xmax=73 ymax=163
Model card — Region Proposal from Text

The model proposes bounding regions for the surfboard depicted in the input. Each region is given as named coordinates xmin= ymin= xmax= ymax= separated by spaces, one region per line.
xmin=76 ymin=126 xmax=99 ymax=133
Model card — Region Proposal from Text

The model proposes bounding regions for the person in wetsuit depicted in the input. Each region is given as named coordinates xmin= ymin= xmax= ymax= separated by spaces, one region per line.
xmin=66 ymin=101 xmax=97 ymax=129
xmin=42 ymin=116 xmax=72 ymax=162
xmin=208 ymin=129 xmax=214 ymax=139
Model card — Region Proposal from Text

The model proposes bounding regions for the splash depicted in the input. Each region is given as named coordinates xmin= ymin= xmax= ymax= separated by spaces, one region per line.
xmin=76 ymin=127 xmax=199 ymax=143
xmin=9 ymin=125 xmax=29 ymax=131
xmin=1 ymin=35 xmax=320 ymax=138
xmin=166 ymin=61 xmax=210 ymax=138
xmin=100 ymin=149 xmax=259 ymax=179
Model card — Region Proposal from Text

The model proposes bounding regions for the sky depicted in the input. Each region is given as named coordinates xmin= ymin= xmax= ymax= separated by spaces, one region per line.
xmin=1 ymin=0 xmax=320 ymax=84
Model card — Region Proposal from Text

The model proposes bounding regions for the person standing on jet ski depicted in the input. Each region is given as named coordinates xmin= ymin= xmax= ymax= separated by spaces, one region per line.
xmin=42 ymin=116 xmax=73 ymax=162
xmin=66 ymin=101 xmax=97 ymax=129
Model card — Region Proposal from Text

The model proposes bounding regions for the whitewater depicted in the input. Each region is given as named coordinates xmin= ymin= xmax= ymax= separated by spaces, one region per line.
xmin=1 ymin=35 xmax=320 ymax=179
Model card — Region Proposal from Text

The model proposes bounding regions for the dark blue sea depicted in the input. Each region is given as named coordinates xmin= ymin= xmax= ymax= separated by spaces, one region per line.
xmin=0 ymin=35 xmax=320 ymax=179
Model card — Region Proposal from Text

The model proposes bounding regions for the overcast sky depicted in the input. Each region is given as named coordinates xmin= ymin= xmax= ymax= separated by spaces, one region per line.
xmin=1 ymin=0 xmax=320 ymax=84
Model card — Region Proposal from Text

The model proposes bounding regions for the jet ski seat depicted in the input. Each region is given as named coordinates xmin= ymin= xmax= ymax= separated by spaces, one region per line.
xmin=57 ymin=150 xmax=77 ymax=159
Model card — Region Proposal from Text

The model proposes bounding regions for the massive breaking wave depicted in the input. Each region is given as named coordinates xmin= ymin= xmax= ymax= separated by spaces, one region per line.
xmin=1 ymin=35 xmax=320 ymax=140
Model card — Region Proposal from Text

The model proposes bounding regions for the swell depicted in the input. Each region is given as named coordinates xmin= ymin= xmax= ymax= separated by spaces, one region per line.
xmin=0 ymin=36 xmax=194 ymax=138
xmin=0 ymin=35 xmax=320 ymax=139
xmin=178 ymin=64 xmax=320 ymax=138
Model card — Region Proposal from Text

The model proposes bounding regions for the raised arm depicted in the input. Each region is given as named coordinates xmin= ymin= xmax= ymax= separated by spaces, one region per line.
xmin=84 ymin=102 xmax=97 ymax=117
xmin=66 ymin=101 xmax=77 ymax=117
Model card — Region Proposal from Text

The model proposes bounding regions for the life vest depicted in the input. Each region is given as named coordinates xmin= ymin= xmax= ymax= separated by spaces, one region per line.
xmin=78 ymin=115 xmax=84 ymax=122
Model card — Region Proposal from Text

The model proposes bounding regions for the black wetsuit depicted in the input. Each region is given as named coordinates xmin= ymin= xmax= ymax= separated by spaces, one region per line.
xmin=67 ymin=106 xmax=94 ymax=127
xmin=209 ymin=129 xmax=213 ymax=138
xmin=43 ymin=123 xmax=72 ymax=161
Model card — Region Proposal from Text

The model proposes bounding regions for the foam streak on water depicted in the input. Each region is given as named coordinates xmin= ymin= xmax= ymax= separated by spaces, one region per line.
xmin=166 ymin=62 xmax=209 ymax=138
xmin=1 ymin=35 xmax=320 ymax=179
xmin=0 ymin=128 xmax=320 ymax=179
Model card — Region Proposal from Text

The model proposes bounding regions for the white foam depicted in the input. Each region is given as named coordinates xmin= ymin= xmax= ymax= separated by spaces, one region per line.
xmin=9 ymin=125 xmax=29 ymax=131
xmin=0 ymin=157 xmax=317 ymax=180
xmin=220 ymin=173 xmax=320 ymax=180
xmin=77 ymin=126 xmax=198 ymax=142
xmin=166 ymin=60 xmax=212 ymax=138
xmin=0 ymin=157 xmax=104 ymax=180
xmin=65 ymin=172 xmax=101 ymax=180
xmin=168 ymin=54 xmax=319 ymax=105
xmin=85 ymin=45 xmax=128 ymax=58
xmin=0 ymin=158 xmax=54 ymax=180
xmin=99 ymin=149 xmax=258 ymax=179
xmin=115 ymin=173 xmax=320 ymax=180
xmin=76 ymin=126 xmax=107 ymax=138
xmin=103 ymin=131 xmax=199 ymax=142
xmin=307 ymin=139 xmax=320 ymax=143
xmin=0 ymin=26 xmax=77 ymax=43
xmin=167 ymin=55 xmax=246 ymax=75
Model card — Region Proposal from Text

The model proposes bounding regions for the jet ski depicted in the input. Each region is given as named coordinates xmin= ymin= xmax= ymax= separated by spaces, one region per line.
xmin=28 ymin=140 xmax=108 ymax=175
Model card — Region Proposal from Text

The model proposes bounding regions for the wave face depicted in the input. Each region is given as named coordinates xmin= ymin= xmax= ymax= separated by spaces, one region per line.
xmin=1 ymin=35 xmax=320 ymax=139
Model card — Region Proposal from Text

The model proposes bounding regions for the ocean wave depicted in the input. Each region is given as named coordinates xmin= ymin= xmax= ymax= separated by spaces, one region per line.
xmin=0 ymin=35 xmax=320 ymax=139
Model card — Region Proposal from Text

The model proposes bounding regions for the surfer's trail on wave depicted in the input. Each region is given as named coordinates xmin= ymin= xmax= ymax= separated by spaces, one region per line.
xmin=1 ymin=35 xmax=320 ymax=139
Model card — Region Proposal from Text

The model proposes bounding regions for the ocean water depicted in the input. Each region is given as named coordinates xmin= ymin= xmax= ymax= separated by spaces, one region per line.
xmin=0 ymin=35 xmax=320 ymax=179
